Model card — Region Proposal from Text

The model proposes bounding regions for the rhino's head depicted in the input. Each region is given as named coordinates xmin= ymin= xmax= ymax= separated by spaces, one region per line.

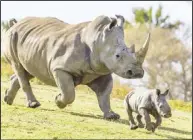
xmin=154 ymin=89 xmax=172 ymax=118
xmin=97 ymin=15 xmax=150 ymax=79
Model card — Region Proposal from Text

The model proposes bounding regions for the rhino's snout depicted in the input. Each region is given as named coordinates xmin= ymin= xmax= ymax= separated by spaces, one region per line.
xmin=126 ymin=69 xmax=144 ymax=78
xmin=163 ymin=112 xmax=172 ymax=118
xmin=126 ymin=70 xmax=133 ymax=76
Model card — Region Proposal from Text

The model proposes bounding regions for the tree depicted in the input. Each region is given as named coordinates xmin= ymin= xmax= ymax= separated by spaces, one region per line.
xmin=122 ymin=5 xmax=191 ymax=101
xmin=124 ymin=25 xmax=192 ymax=101
xmin=132 ymin=5 xmax=183 ymax=30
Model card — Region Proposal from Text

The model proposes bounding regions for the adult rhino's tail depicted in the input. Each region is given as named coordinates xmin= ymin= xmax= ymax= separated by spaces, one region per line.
xmin=1 ymin=18 xmax=17 ymax=40
xmin=1 ymin=18 xmax=17 ymax=32
xmin=1 ymin=18 xmax=17 ymax=57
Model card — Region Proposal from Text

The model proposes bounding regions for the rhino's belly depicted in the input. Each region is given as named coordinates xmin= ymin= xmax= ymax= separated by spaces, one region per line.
xmin=18 ymin=53 xmax=56 ymax=86
xmin=23 ymin=64 xmax=56 ymax=86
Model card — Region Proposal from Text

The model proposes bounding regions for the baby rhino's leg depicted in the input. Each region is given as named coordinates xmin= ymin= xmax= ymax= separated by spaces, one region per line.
xmin=138 ymin=108 xmax=155 ymax=132
xmin=151 ymin=112 xmax=162 ymax=129
xmin=136 ymin=114 xmax=144 ymax=128
xmin=124 ymin=100 xmax=138 ymax=130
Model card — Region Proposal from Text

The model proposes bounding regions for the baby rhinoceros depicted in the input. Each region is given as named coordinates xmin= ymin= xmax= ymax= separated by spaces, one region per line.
xmin=124 ymin=88 xmax=172 ymax=132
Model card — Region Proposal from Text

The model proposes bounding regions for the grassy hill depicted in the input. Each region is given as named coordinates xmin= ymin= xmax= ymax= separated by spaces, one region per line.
xmin=1 ymin=79 xmax=192 ymax=139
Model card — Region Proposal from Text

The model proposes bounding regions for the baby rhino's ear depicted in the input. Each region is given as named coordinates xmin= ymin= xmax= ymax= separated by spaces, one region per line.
xmin=156 ymin=89 xmax=161 ymax=96
xmin=163 ymin=89 xmax=169 ymax=96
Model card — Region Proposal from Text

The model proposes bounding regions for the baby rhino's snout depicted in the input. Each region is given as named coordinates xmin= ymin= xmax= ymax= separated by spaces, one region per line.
xmin=163 ymin=111 xmax=172 ymax=118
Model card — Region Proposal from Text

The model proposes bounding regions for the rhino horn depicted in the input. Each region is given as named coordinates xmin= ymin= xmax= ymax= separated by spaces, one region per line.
xmin=115 ymin=15 xmax=125 ymax=27
xmin=136 ymin=33 xmax=151 ymax=63
xmin=129 ymin=44 xmax=135 ymax=53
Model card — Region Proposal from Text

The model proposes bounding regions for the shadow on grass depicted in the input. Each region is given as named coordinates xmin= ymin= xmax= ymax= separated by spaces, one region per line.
xmin=158 ymin=126 xmax=192 ymax=135
xmin=15 ymin=105 xmax=191 ymax=139
xmin=68 ymin=111 xmax=103 ymax=119
xmin=65 ymin=111 xmax=129 ymax=125
xmin=154 ymin=132 xmax=190 ymax=139
xmin=39 ymin=108 xmax=56 ymax=112
xmin=37 ymin=108 xmax=129 ymax=125
xmin=138 ymin=129 xmax=190 ymax=139
xmin=65 ymin=111 xmax=192 ymax=139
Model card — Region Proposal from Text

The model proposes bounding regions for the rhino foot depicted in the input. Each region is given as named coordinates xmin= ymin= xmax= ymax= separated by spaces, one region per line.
xmin=130 ymin=124 xmax=138 ymax=130
xmin=145 ymin=122 xmax=156 ymax=132
xmin=104 ymin=111 xmax=120 ymax=120
xmin=138 ymin=123 xmax=144 ymax=128
xmin=151 ymin=122 xmax=156 ymax=132
xmin=27 ymin=100 xmax=41 ymax=108
xmin=55 ymin=94 xmax=67 ymax=109
xmin=4 ymin=89 xmax=14 ymax=105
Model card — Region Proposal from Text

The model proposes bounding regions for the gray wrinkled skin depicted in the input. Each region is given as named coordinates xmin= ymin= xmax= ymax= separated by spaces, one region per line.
xmin=124 ymin=89 xmax=172 ymax=132
xmin=2 ymin=15 xmax=150 ymax=120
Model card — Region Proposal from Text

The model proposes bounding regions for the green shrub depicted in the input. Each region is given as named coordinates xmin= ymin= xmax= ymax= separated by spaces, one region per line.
xmin=1 ymin=57 xmax=14 ymax=78
xmin=169 ymin=100 xmax=192 ymax=112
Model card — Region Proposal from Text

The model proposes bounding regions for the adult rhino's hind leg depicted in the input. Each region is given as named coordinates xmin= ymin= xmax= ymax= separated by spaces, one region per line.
xmin=87 ymin=74 xmax=120 ymax=120
xmin=11 ymin=64 xmax=40 ymax=108
xmin=53 ymin=70 xmax=75 ymax=109
xmin=4 ymin=74 xmax=34 ymax=105
xmin=4 ymin=74 xmax=20 ymax=105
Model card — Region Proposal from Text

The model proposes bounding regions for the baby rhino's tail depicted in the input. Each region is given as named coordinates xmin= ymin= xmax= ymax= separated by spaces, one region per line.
xmin=124 ymin=91 xmax=132 ymax=112
xmin=124 ymin=90 xmax=135 ymax=115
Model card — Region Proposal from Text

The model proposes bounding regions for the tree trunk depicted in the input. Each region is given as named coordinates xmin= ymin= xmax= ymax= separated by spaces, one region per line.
xmin=184 ymin=91 xmax=188 ymax=102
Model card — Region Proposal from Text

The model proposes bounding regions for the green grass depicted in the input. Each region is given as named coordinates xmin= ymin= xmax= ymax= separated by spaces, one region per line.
xmin=1 ymin=80 xmax=192 ymax=139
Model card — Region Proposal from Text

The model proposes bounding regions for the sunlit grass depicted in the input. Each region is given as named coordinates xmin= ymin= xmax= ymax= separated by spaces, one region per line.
xmin=1 ymin=80 xmax=192 ymax=139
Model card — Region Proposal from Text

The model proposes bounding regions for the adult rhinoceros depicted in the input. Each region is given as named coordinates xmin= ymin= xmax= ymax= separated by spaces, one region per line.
xmin=2 ymin=15 xmax=150 ymax=120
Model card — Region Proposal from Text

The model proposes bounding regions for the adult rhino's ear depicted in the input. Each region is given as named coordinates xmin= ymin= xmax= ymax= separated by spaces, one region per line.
xmin=156 ymin=89 xmax=161 ymax=96
xmin=108 ymin=18 xmax=117 ymax=30
xmin=163 ymin=89 xmax=169 ymax=96
xmin=115 ymin=15 xmax=125 ymax=27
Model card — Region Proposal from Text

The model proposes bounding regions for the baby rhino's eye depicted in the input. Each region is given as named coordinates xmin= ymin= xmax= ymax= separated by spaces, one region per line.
xmin=159 ymin=104 xmax=163 ymax=108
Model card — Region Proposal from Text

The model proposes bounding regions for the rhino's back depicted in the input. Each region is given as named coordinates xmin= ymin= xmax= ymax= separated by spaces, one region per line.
xmin=3 ymin=17 xmax=91 ymax=85
xmin=128 ymin=89 xmax=153 ymax=113
xmin=16 ymin=17 xmax=68 ymax=32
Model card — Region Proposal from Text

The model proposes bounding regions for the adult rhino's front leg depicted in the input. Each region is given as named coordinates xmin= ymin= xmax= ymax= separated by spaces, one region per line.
xmin=87 ymin=74 xmax=120 ymax=120
xmin=53 ymin=70 xmax=75 ymax=109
